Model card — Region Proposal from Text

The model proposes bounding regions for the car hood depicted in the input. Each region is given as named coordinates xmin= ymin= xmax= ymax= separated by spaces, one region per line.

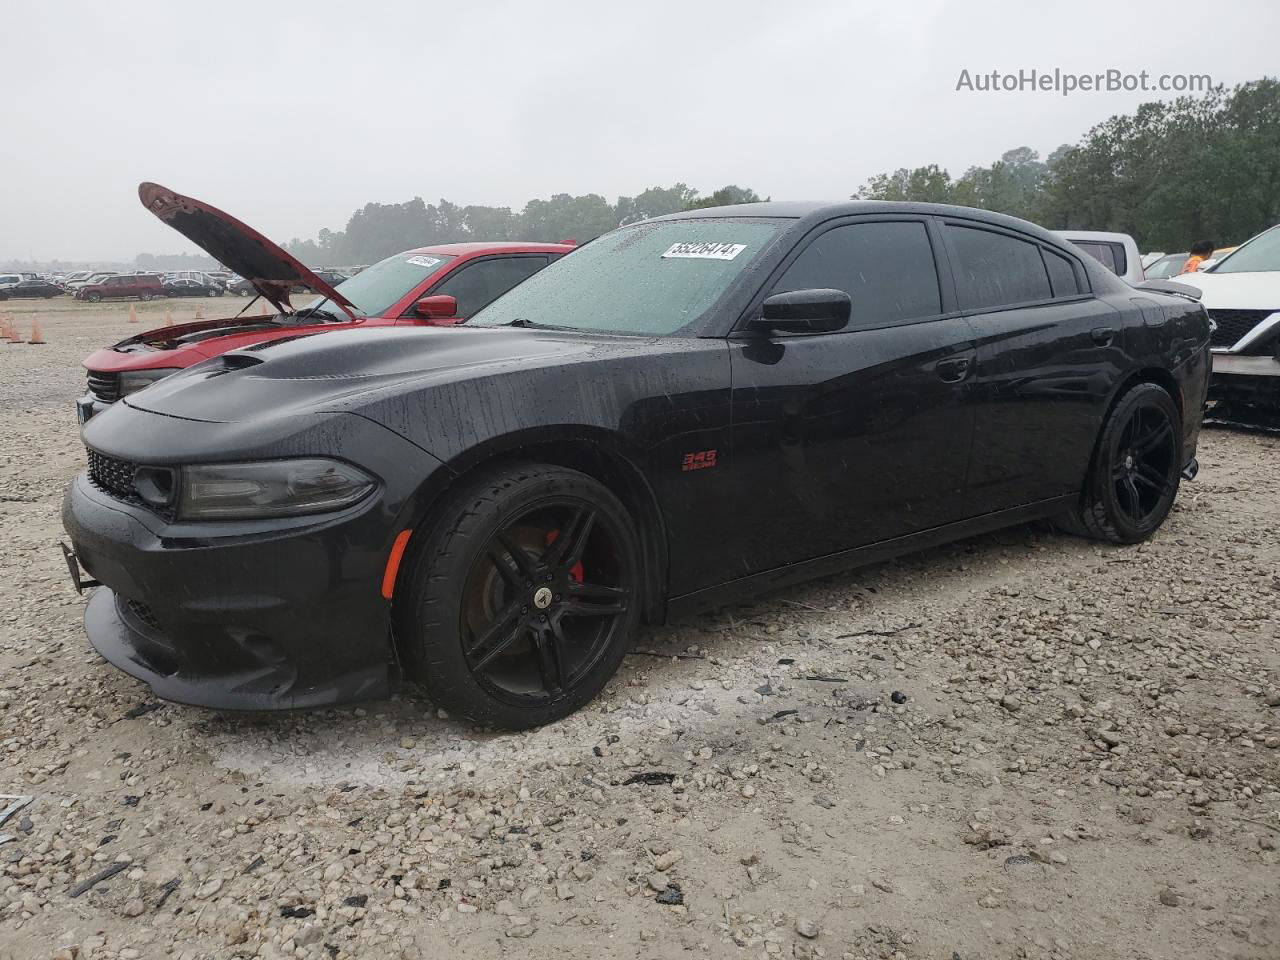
xmin=1167 ymin=270 xmax=1280 ymax=310
xmin=103 ymin=314 xmax=308 ymax=355
xmin=122 ymin=325 xmax=654 ymax=424
xmin=138 ymin=182 xmax=355 ymax=318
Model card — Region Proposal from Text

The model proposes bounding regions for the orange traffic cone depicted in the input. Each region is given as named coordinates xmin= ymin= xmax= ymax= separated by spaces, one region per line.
xmin=260 ymin=302 xmax=270 ymax=316
xmin=194 ymin=305 xmax=204 ymax=320
xmin=0 ymin=318 xmax=10 ymax=340
xmin=128 ymin=303 xmax=139 ymax=324
xmin=164 ymin=310 xmax=173 ymax=327
xmin=4 ymin=318 xmax=20 ymax=342
xmin=27 ymin=321 xmax=46 ymax=344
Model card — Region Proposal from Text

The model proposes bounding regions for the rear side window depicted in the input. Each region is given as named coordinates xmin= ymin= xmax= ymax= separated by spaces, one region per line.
xmin=433 ymin=256 xmax=549 ymax=317
xmin=771 ymin=220 xmax=942 ymax=330
xmin=945 ymin=225 xmax=1052 ymax=310
xmin=1042 ymin=248 xmax=1082 ymax=297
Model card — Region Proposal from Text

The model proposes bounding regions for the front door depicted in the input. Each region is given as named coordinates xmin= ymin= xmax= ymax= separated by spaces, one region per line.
xmin=725 ymin=217 xmax=977 ymax=578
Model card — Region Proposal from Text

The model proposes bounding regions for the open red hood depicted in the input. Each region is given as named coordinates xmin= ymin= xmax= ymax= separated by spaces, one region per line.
xmin=138 ymin=182 xmax=355 ymax=318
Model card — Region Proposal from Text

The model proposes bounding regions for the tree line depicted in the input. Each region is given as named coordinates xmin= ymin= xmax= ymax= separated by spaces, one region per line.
xmin=120 ymin=76 xmax=1275 ymax=270
xmin=282 ymin=185 xmax=762 ymax=266
xmin=854 ymin=78 xmax=1280 ymax=252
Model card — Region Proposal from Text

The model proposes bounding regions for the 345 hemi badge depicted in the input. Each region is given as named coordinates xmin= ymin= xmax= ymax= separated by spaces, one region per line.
xmin=682 ymin=449 xmax=718 ymax=472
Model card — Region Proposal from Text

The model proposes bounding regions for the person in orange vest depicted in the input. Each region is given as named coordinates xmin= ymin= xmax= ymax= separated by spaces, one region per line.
xmin=1180 ymin=240 xmax=1215 ymax=274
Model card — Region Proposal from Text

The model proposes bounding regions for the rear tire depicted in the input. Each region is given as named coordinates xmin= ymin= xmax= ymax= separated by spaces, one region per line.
xmin=394 ymin=462 xmax=642 ymax=729
xmin=1059 ymin=382 xmax=1182 ymax=543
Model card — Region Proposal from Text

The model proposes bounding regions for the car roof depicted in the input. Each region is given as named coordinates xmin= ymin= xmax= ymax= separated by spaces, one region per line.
xmin=653 ymin=200 xmax=1076 ymax=248
xmin=408 ymin=241 xmax=576 ymax=256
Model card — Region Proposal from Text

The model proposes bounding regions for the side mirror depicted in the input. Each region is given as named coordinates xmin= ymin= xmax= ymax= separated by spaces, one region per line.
xmin=413 ymin=294 xmax=459 ymax=321
xmin=752 ymin=288 xmax=850 ymax=333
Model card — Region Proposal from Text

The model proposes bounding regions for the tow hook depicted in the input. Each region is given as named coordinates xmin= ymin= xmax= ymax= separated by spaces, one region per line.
xmin=1181 ymin=458 xmax=1199 ymax=481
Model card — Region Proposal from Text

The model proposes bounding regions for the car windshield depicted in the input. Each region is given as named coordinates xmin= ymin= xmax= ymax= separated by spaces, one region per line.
xmin=1145 ymin=254 xmax=1187 ymax=278
xmin=469 ymin=219 xmax=783 ymax=335
xmin=302 ymin=251 xmax=455 ymax=318
xmin=1210 ymin=226 xmax=1280 ymax=274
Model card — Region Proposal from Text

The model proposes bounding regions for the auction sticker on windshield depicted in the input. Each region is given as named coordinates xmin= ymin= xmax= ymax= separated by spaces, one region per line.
xmin=406 ymin=255 xmax=443 ymax=268
xmin=661 ymin=242 xmax=747 ymax=261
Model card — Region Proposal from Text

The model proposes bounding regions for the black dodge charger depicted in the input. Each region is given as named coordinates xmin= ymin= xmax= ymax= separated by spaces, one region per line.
xmin=63 ymin=201 xmax=1211 ymax=728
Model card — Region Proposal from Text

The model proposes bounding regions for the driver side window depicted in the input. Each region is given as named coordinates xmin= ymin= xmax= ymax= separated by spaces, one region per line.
xmin=771 ymin=221 xmax=943 ymax=331
xmin=431 ymin=256 xmax=549 ymax=318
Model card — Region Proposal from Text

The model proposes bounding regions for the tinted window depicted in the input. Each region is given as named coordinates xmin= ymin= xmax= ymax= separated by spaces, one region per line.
xmin=434 ymin=256 xmax=549 ymax=318
xmin=772 ymin=221 xmax=941 ymax=329
xmin=946 ymin=225 xmax=1052 ymax=310
xmin=1043 ymin=248 xmax=1081 ymax=297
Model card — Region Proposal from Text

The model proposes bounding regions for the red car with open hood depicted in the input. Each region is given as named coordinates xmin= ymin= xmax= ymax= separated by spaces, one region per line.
xmin=77 ymin=182 xmax=573 ymax=422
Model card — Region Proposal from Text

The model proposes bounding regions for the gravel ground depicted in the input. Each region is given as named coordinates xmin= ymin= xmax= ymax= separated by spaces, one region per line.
xmin=1 ymin=299 xmax=1277 ymax=960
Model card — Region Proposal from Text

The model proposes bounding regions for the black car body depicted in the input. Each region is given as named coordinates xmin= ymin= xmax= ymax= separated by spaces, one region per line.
xmin=63 ymin=200 xmax=1210 ymax=725
xmin=0 ymin=279 xmax=63 ymax=299
xmin=162 ymin=278 xmax=224 ymax=297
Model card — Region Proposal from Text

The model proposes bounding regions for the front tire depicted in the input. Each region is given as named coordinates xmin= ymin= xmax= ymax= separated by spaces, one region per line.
xmin=395 ymin=462 xmax=642 ymax=729
xmin=1060 ymin=382 xmax=1182 ymax=543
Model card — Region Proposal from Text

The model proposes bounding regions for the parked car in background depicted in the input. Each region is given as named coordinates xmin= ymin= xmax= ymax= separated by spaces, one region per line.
xmin=1144 ymin=253 xmax=1188 ymax=279
xmin=0 ymin=273 xmax=25 ymax=290
xmin=229 ymin=268 xmax=346 ymax=295
xmin=63 ymin=199 xmax=1209 ymax=725
xmin=1054 ymin=231 xmax=1145 ymax=284
xmin=77 ymin=182 xmax=571 ymax=421
xmin=75 ymin=273 xmax=165 ymax=302
xmin=66 ymin=272 xmax=118 ymax=292
xmin=1171 ymin=225 xmax=1280 ymax=417
xmin=162 ymin=277 xmax=223 ymax=297
xmin=0 ymin=278 xmax=64 ymax=299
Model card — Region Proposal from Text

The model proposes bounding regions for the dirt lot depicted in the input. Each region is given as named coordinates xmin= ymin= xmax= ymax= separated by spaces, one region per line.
xmin=0 ymin=298 xmax=1277 ymax=960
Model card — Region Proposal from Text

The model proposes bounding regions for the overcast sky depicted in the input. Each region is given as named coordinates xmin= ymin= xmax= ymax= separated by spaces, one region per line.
xmin=2 ymin=0 xmax=1276 ymax=262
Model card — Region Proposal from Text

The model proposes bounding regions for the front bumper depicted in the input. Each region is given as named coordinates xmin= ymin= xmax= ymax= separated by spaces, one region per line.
xmin=61 ymin=404 xmax=448 ymax=711
xmin=1210 ymin=352 xmax=1280 ymax=407
xmin=63 ymin=475 xmax=400 ymax=710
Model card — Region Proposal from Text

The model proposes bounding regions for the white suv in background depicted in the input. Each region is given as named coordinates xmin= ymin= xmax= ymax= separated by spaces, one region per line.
xmin=1054 ymin=231 xmax=1146 ymax=285
xmin=1171 ymin=224 xmax=1280 ymax=416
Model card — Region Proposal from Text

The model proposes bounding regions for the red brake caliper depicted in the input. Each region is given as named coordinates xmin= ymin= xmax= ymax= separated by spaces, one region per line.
xmin=545 ymin=529 xmax=584 ymax=583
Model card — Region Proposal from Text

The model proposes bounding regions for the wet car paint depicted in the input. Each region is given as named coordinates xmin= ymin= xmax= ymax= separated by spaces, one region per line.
xmin=63 ymin=201 xmax=1210 ymax=710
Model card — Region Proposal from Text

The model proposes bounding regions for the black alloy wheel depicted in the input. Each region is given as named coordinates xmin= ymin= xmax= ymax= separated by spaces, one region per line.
xmin=1109 ymin=402 xmax=1177 ymax=528
xmin=396 ymin=463 xmax=643 ymax=728
xmin=1060 ymin=382 xmax=1182 ymax=543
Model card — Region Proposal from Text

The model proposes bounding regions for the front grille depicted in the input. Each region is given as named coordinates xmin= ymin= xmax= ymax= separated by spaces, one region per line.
xmin=87 ymin=371 xmax=121 ymax=403
xmin=86 ymin=449 xmax=176 ymax=520
xmin=1208 ymin=309 xmax=1275 ymax=349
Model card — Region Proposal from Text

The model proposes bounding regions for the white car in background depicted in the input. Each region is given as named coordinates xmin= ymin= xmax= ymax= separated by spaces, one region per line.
xmin=1170 ymin=224 xmax=1280 ymax=416
xmin=1054 ymin=231 xmax=1145 ymax=285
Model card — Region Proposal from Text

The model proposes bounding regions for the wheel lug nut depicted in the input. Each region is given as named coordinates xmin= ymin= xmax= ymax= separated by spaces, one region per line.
xmin=525 ymin=581 xmax=533 ymax=588
xmin=554 ymin=594 xmax=561 ymax=601
xmin=544 ymin=574 xmax=553 ymax=582
xmin=540 ymin=614 xmax=547 ymax=622
xmin=521 ymin=606 xmax=528 ymax=614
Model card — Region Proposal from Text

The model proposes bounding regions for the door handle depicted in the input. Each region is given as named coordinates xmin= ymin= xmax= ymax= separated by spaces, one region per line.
xmin=936 ymin=356 xmax=972 ymax=383
xmin=1091 ymin=326 xmax=1117 ymax=346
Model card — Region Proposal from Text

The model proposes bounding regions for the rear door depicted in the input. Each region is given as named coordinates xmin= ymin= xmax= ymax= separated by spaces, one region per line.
xmin=944 ymin=221 xmax=1122 ymax=515
xmin=725 ymin=216 xmax=978 ymax=574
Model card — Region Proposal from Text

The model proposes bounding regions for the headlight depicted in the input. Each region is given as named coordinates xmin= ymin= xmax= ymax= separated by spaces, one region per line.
xmin=119 ymin=368 xmax=181 ymax=396
xmin=176 ymin=458 xmax=376 ymax=520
